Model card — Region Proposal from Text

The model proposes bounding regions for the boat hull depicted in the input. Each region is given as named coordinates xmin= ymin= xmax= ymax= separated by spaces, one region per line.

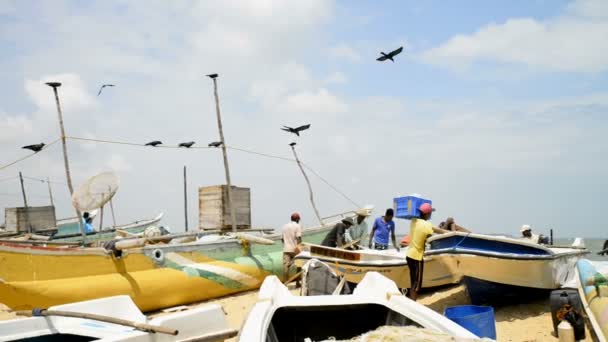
xmin=0 ymin=226 xmax=331 ymax=312
xmin=577 ymin=259 xmax=608 ymax=341
xmin=293 ymin=245 xmax=460 ymax=289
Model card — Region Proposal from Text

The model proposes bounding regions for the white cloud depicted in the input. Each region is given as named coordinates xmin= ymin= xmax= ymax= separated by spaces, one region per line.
xmin=24 ymin=74 xmax=97 ymax=112
xmin=421 ymin=0 xmax=608 ymax=72
xmin=0 ymin=112 xmax=33 ymax=142
xmin=325 ymin=71 xmax=348 ymax=84
xmin=329 ymin=43 xmax=362 ymax=63
xmin=277 ymin=88 xmax=348 ymax=115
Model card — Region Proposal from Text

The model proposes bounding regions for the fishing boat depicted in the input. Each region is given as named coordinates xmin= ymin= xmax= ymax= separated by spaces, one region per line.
xmin=426 ymin=232 xmax=589 ymax=304
xmin=576 ymin=259 xmax=608 ymax=342
xmin=293 ymin=243 xmax=461 ymax=289
xmin=0 ymin=295 xmax=236 ymax=341
xmin=0 ymin=214 xmax=349 ymax=312
xmin=51 ymin=212 xmax=164 ymax=243
xmin=238 ymin=271 xmax=478 ymax=341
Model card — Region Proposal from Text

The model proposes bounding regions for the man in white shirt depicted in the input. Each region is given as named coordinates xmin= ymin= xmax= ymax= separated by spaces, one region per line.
xmin=520 ymin=224 xmax=541 ymax=243
xmin=282 ymin=213 xmax=302 ymax=281
xmin=345 ymin=208 xmax=371 ymax=245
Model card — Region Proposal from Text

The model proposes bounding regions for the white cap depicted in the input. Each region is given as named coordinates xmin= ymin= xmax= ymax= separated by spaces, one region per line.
xmin=520 ymin=224 xmax=531 ymax=233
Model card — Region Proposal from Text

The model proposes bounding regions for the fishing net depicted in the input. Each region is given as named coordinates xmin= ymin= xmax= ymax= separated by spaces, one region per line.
xmin=315 ymin=326 xmax=491 ymax=342
xmin=72 ymin=172 xmax=119 ymax=211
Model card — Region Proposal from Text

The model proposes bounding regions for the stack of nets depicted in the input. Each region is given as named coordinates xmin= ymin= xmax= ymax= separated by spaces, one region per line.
xmin=314 ymin=326 xmax=491 ymax=342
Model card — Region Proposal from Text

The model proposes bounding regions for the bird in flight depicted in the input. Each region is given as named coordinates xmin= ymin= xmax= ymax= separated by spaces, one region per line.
xmin=145 ymin=141 xmax=162 ymax=147
xmin=281 ymin=124 xmax=311 ymax=136
xmin=376 ymin=46 xmax=403 ymax=62
xmin=97 ymin=84 xmax=115 ymax=96
xmin=22 ymin=143 xmax=45 ymax=153
xmin=179 ymin=141 xmax=195 ymax=148
xmin=208 ymin=141 xmax=222 ymax=147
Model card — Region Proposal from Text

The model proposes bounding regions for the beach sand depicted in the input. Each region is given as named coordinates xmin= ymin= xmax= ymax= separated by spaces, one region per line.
xmin=0 ymin=285 xmax=593 ymax=341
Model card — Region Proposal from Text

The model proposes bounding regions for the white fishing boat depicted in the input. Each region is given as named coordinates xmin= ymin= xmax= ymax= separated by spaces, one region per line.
xmin=293 ymin=243 xmax=461 ymax=289
xmin=238 ymin=272 xmax=478 ymax=341
xmin=426 ymin=232 xmax=589 ymax=304
xmin=0 ymin=295 xmax=236 ymax=342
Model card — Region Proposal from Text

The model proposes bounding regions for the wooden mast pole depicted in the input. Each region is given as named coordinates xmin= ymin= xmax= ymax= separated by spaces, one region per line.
xmin=208 ymin=74 xmax=237 ymax=232
xmin=18 ymin=171 xmax=32 ymax=233
xmin=46 ymin=82 xmax=86 ymax=244
xmin=290 ymin=144 xmax=323 ymax=226
xmin=183 ymin=165 xmax=189 ymax=232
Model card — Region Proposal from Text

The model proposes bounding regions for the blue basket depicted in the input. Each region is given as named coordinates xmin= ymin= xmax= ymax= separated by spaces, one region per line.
xmin=393 ymin=196 xmax=431 ymax=219
xmin=444 ymin=305 xmax=496 ymax=339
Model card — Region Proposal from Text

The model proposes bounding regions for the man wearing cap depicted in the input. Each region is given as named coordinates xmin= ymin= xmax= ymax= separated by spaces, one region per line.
xmin=282 ymin=213 xmax=303 ymax=281
xmin=406 ymin=203 xmax=448 ymax=300
xmin=368 ymin=208 xmax=400 ymax=251
xmin=321 ymin=217 xmax=354 ymax=248
xmin=520 ymin=225 xmax=542 ymax=244
xmin=345 ymin=208 xmax=371 ymax=245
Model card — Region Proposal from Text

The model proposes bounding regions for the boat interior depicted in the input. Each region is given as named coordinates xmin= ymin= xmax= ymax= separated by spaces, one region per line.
xmin=266 ymin=303 xmax=421 ymax=341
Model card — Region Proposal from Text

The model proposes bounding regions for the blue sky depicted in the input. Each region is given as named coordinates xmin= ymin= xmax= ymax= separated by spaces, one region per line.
xmin=0 ymin=0 xmax=607 ymax=237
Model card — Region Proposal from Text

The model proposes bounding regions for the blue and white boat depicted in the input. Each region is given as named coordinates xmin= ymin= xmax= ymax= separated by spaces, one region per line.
xmin=426 ymin=232 xmax=589 ymax=305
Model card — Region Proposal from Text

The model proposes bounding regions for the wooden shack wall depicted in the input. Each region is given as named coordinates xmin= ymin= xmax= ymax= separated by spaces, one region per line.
xmin=199 ymin=185 xmax=251 ymax=230
xmin=4 ymin=206 xmax=56 ymax=232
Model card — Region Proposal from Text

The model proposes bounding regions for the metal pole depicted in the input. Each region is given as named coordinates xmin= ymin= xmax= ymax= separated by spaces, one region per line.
xmin=108 ymin=185 xmax=116 ymax=227
xmin=290 ymin=145 xmax=323 ymax=226
xmin=550 ymin=228 xmax=553 ymax=245
xmin=47 ymin=177 xmax=54 ymax=207
xmin=183 ymin=165 xmax=189 ymax=232
xmin=18 ymin=171 xmax=32 ymax=233
xmin=208 ymin=74 xmax=237 ymax=232
xmin=46 ymin=82 xmax=86 ymax=244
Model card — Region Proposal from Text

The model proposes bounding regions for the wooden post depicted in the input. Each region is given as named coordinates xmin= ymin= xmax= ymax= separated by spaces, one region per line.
xmin=550 ymin=228 xmax=553 ymax=245
xmin=46 ymin=82 xmax=86 ymax=244
xmin=46 ymin=177 xmax=54 ymax=207
xmin=18 ymin=172 xmax=31 ymax=233
xmin=208 ymin=74 xmax=237 ymax=232
xmin=183 ymin=165 xmax=189 ymax=232
xmin=290 ymin=145 xmax=323 ymax=226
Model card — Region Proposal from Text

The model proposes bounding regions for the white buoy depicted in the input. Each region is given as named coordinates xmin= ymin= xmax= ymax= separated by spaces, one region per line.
xmin=558 ymin=320 xmax=575 ymax=342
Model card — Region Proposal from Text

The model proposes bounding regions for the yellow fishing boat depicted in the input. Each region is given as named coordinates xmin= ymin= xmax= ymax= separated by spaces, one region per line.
xmin=0 ymin=221 xmax=335 ymax=312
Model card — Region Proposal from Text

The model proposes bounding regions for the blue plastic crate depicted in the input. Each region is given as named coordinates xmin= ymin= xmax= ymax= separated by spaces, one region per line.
xmin=393 ymin=196 xmax=432 ymax=219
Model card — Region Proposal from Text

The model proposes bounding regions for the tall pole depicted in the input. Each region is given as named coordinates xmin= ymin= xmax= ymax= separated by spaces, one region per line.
xmin=46 ymin=82 xmax=86 ymax=244
xmin=290 ymin=144 xmax=324 ymax=226
xmin=18 ymin=171 xmax=32 ymax=233
xmin=208 ymin=74 xmax=237 ymax=232
xmin=47 ymin=177 xmax=54 ymax=207
xmin=183 ymin=165 xmax=189 ymax=232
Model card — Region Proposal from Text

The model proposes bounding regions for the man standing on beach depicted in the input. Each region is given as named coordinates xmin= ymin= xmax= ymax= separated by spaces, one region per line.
xmin=406 ymin=203 xmax=448 ymax=300
xmin=282 ymin=213 xmax=302 ymax=281
xmin=368 ymin=208 xmax=400 ymax=251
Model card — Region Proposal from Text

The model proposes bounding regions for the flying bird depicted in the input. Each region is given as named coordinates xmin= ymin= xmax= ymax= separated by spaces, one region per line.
xmin=179 ymin=141 xmax=195 ymax=148
xmin=281 ymin=124 xmax=311 ymax=137
xmin=208 ymin=141 xmax=222 ymax=147
xmin=376 ymin=46 xmax=403 ymax=62
xmin=206 ymin=74 xmax=218 ymax=79
xmin=97 ymin=84 xmax=115 ymax=96
xmin=289 ymin=142 xmax=297 ymax=147
xmin=145 ymin=140 xmax=162 ymax=147
xmin=22 ymin=143 xmax=45 ymax=153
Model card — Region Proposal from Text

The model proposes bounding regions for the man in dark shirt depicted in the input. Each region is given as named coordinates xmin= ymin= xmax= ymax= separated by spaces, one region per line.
xmin=321 ymin=217 xmax=354 ymax=248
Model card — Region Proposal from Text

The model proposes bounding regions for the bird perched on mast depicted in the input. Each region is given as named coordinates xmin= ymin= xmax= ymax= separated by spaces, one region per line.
xmin=179 ymin=141 xmax=195 ymax=148
xmin=97 ymin=84 xmax=115 ymax=96
xmin=376 ymin=46 xmax=403 ymax=62
xmin=22 ymin=143 xmax=45 ymax=153
xmin=281 ymin=124 xmax=311 ymax=137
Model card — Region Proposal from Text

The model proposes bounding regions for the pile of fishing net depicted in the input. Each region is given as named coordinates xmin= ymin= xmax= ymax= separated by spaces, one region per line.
xmin=313 ymin=325 xmax=492 ymax=342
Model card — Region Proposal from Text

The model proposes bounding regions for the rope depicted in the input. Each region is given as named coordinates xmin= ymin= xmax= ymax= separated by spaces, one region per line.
xmin=0 ymin=138 xmax=61 ymax=172
xmin=67 ymin=136 xmax=212 ymax=149
xmin=22 ymin=176 xmax=67 ymax=185
xmin=302 ymin=163 xmax=360 ymax=208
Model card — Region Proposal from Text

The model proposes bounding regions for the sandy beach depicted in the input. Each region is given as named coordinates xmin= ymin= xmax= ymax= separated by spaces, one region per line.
xmin=0 ymin=284 xmax=592 ymax=342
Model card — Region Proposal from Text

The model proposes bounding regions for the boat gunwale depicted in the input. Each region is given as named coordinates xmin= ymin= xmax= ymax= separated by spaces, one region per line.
xmin=424 ymin=248 xmax=589 ymax=260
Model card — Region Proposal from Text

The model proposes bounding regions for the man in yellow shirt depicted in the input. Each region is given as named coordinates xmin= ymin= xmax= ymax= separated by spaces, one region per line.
xmin=406 ymin=203 xmax=448 ymax=300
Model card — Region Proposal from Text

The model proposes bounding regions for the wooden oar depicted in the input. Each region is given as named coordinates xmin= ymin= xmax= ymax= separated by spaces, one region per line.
xmin=283 ymin=271 xmax=303 ymax=285
xmin=0 ymin=239 xmax=82 ymax=246
xmin=341 ymin=238 xmax=361 ymax=250
xmin=15 ymin=309 xmax=178 ymax=335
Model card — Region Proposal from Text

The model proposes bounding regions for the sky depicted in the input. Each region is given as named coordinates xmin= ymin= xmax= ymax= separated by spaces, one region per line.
xmin=0 ymin=0 xmax=607 ymax=237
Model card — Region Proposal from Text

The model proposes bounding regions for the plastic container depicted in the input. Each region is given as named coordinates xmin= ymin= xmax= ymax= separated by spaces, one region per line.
xmin=444 ymin=305 xmax=496 ymax=339
xmin=558 ymin=320 xmax=575 ymax=342
xmin=393 ymin=196 xmax=432 ymax=219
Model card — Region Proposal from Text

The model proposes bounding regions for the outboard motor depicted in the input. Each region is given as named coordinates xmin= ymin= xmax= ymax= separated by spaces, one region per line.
xmin=550 ymin=289 xmax=585 ymax=340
